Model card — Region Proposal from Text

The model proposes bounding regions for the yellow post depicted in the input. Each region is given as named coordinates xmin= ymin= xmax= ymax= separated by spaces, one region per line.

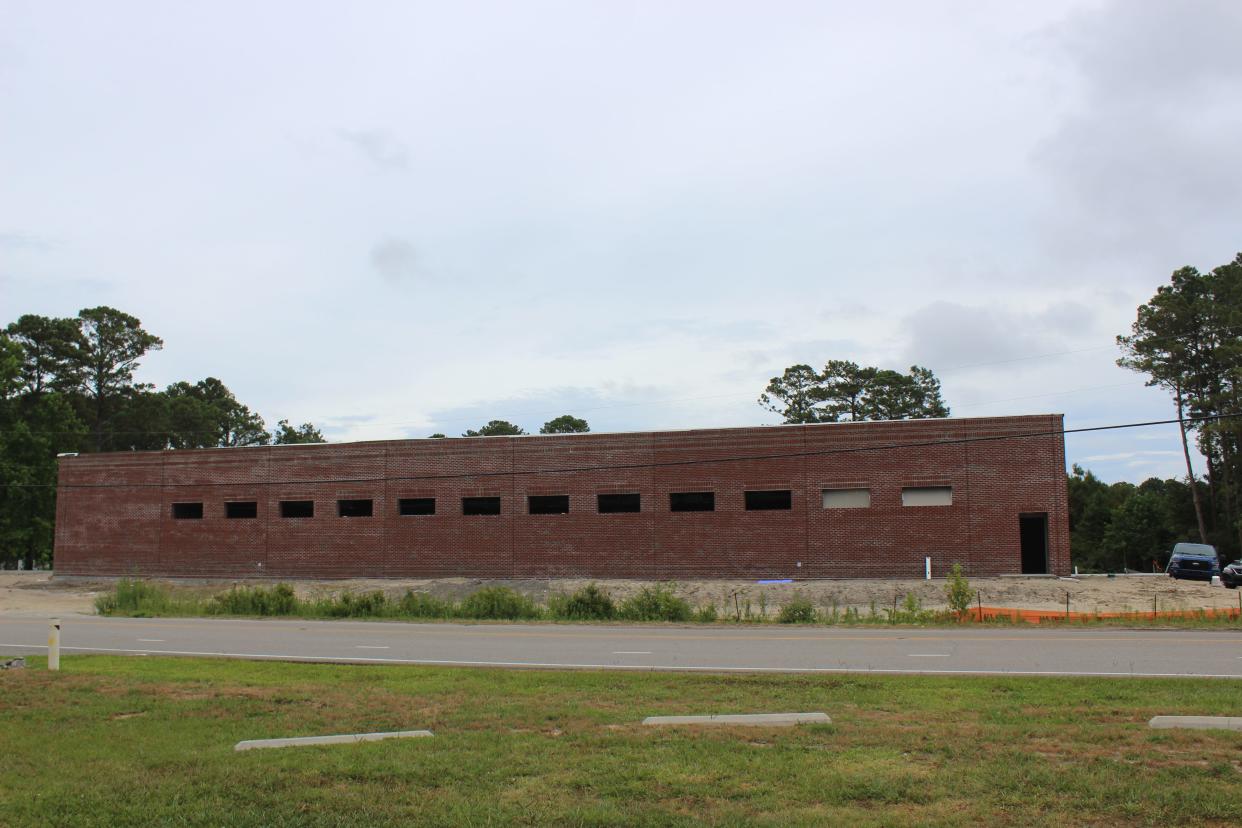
xmin=48 ymin=617 xmax=60 ymax=671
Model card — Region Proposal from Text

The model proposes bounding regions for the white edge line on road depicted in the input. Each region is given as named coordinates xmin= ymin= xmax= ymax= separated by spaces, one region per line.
xmin=137 ymin=639 xmax=165 ymax=642
xmin=3 ymin=643 xmax=1242 ymax=679
xmin=355 ymin=646 xmax=390 ymax=650
xmin=613 ymin=651 xmax=653 ymax=654
xmin=908 ymin=654 xmax=951 ymax=657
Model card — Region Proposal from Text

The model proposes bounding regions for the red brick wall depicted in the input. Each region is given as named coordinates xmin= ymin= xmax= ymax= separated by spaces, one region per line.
xmin=53 ymin=415 xmax=1070 ymax=579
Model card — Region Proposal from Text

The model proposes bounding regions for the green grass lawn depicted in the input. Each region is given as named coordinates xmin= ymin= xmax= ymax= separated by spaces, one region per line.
xmin=2 ymin=656 xmax=1241 ymax=826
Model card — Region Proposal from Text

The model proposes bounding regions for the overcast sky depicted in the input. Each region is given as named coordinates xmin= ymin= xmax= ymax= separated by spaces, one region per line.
xmin=3 ymin=1 xmax=1240 ymax=482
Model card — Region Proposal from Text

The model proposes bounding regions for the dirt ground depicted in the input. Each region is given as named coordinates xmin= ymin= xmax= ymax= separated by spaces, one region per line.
xmin=3 ymin=571 xmax=1240 ymax=618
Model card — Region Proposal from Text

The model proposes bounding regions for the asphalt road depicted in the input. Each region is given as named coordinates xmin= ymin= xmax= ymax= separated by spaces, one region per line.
xmin=4 ymin=616 xmax=1242 ymax=678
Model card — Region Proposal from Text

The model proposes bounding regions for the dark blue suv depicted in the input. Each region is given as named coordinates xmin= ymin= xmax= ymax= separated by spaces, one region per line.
xmin=1165 ymin=543 xmax=1220 ymax=582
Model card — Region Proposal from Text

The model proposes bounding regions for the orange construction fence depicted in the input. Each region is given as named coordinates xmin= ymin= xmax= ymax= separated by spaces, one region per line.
xmin=969 ymin=605 xmax=1241 ymax=624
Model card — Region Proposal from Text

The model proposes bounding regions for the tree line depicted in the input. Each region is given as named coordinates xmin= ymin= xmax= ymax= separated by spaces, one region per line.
xmin=431 ymin=413 xmax=592 ymax=439
xmin=1116 ymin=253 xmax=1242 ymax=561
xmin=0 ymin=307 xmax=324 ymax=569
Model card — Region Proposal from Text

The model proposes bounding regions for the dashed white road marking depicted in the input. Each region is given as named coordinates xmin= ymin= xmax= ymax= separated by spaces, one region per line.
xmin=356 ymin=645 xmax=390 ymax=650
xmin=613 ymin=651 xmax=653 ymax=655
xmin=908 ymin=654 xmax=950 ymax=657
xmin=137 ymin=639 xmax=165 ymax=642
xmin=3 ymin=642 xmax=1240 ymax=679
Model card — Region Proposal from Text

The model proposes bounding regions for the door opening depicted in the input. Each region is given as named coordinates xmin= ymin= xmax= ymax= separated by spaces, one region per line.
xmin=1019 ymin=513 xmax=1048 ymax=574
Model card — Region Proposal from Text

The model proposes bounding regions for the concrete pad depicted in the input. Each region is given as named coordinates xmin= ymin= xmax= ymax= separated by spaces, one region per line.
xmin=642 ymin=712 xmax=830 ymax=727
xmin=1149 ymin=716 xmax=1242 ymax=732
xmin=234 ymin=730 xmax=433 ymax=751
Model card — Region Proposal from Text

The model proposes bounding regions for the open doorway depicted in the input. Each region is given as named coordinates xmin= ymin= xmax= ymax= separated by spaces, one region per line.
xmin=1019 ymin=513 xmax=1048 ymax=574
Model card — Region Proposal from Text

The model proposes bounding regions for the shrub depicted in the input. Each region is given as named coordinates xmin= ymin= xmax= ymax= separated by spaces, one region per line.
xmin=396 ymin=591 xmax=454 ymax=619
xmin=777 ymin=597 xmax=817 ymax=624
xmin=458 ymin=587 xmax=542 ymax=620
xmin=96 ymin=579 xmax=178 ymax=616
xmin=550 ymin=584 xmax=616 ymax=620
xmin=618 ymin=585 xmax=692 ymax=622
xmin=693 ymin=604 xmax=718 ymax=623
xmin=320 ymin=590 xmax=391 ymax=618
xmin=945 ymin=563 xmax=975 ymax=619
xmin=206 ymin=584 xmax=298 ymax=616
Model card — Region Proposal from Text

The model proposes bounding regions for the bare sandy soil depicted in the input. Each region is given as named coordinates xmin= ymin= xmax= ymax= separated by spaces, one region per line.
xmin=3 ymin=571 xmax=1240 ymax=618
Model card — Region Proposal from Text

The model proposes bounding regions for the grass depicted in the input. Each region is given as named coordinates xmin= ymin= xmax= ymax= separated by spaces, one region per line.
xmin=94 ymin=578 xmax=1242 ymax=629
xmin=2 ymin=655 xmax=1241 ymax=825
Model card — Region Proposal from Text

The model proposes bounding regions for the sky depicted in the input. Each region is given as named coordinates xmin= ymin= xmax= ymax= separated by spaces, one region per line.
xmin=2 ymin=0 xmax=1240 ymax=483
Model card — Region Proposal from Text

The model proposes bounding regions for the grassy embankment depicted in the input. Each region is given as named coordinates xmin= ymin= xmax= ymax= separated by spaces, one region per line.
xmin=94 ymin=578 xmax=1242 ymax=629
xmin=2 ymin=655 xmax=1240 ymax=825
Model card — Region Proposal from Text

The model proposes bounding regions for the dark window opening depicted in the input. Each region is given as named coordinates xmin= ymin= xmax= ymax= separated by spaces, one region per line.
xmin=171 ymin=502 xmax=203 ymax=520
xmin=337 ymin=499 xmax=373 ymax=518
xmin=745 ymin=489 xmax=792 ymax=511
xmin=463 ymin=496 xmax=501 ymax=516
xmin=598 ymin=493 xmax=641 ymax=513
xmin=280 ymin=500 xmax=314 ymax=518
xmin=528 ymin=495 xmax=570 ymax=514
xmin=1020 ymin=513 xmax=1049 ymax=575
xmin=225 ymin=501 xmax=258 ymax=519
xmin=398 ymin=497 xmax=435 ymax=516
xmin=670 ymin=491 xmax=714 ymax=512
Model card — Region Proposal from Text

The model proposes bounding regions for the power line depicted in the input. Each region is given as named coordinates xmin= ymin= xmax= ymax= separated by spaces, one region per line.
xmin=9 ymin=412 xmax=1237 ymax=491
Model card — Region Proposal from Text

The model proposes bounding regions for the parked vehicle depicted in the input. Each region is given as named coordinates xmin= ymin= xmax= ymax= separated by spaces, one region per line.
xmin=1221 ymin=560 xmax=1242 ymax=590
xmin=1165 ymin=543 xmax=1220 ymax=582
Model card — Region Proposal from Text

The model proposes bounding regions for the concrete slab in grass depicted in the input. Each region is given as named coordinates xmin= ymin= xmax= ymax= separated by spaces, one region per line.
xmin=235 ymin=730 xmax=433 ymax=751
xmin=1148 ymin=716 xmax=1242 ymax=732
xmin=643 ymin=712 xmax=830 ymax=727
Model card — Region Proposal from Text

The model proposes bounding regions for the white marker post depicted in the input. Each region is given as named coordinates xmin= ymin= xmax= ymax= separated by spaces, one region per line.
xmin=925 ymin=557 xmax=932 ymax=580
xmin=48 ymin=617 xmax=61 ymax=671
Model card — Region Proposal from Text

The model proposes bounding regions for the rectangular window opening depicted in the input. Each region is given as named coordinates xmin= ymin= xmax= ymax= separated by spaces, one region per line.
xmin=822 ymin=488 xmax=871 ymax=509
xmin=598 ymin=492 xmax=641 ymax=513
xmin=902 ymin=486 xmax=953 ymax=507
xmin=279 ymin=500 xmax=314 ymax=518
xmin=225 ymin=501 xmax=258 ymax=519
xmin=670 ymin=491 xmax=714 ymax=512
xmin=462 ymin=496 xmax=501 ymax=516
xmin=528 ymin=495 xmax=570 ymax=515
xmin=398 ymin=497 xmax=435 ymax=516
xmin=337 ymin=499 xmax=373 ymax=518
xmin=744 ymin=489 xmax=792 ymax=511
xmin=171 ymin=502 xmax=203 ymax=520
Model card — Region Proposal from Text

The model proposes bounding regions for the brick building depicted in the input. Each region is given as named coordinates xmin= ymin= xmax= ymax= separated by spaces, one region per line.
xmin=53 ymin=414 xmax=1069 ymax=579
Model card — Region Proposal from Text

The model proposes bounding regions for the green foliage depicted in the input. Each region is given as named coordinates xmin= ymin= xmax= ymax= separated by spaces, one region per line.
xmin=759 ymin=360 xmax=949 ymax=424
xmin=205 ymin=584 xmax=298 ymax=616
xmin=397 ymin=591 xmax=454 ymax=618
xmin=777 ymin=597 xmax=817 ymax=623
xmin=0 ymin=306 xmax=324 ymax=568
xmin=271 ymin=419 xmax=325 ymax=444
xmin=1117 ymin=254 xmax=1242 ymax=559
xmin=549 ymin=583 xmax=616 ymax=620
xmin=320 ymin=591 xmax=391 ymax=618
xmin=886 ymin=593 xmax=933 ymax=624
xmin=165 ymin=377 xmax=269 ymax=448
xmin=694 ymin=603 xmax=718 ymax=622
xmin=944 ymin=564 xmax=974 ymax=618
xmin=539 ymin=414 xmax=590 ymax=434
xmin=93 ymin=578 xmax=181 ymax=616
xmin=463 ymin=420 xmax=526 ymax=437
xmin=618 ymin=585 xmax=692 ymax=621
xmin=457 ymin=586 xmax=542 ymax=620
xmin=1068 ymin=464 xmax=1203 ymax=572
